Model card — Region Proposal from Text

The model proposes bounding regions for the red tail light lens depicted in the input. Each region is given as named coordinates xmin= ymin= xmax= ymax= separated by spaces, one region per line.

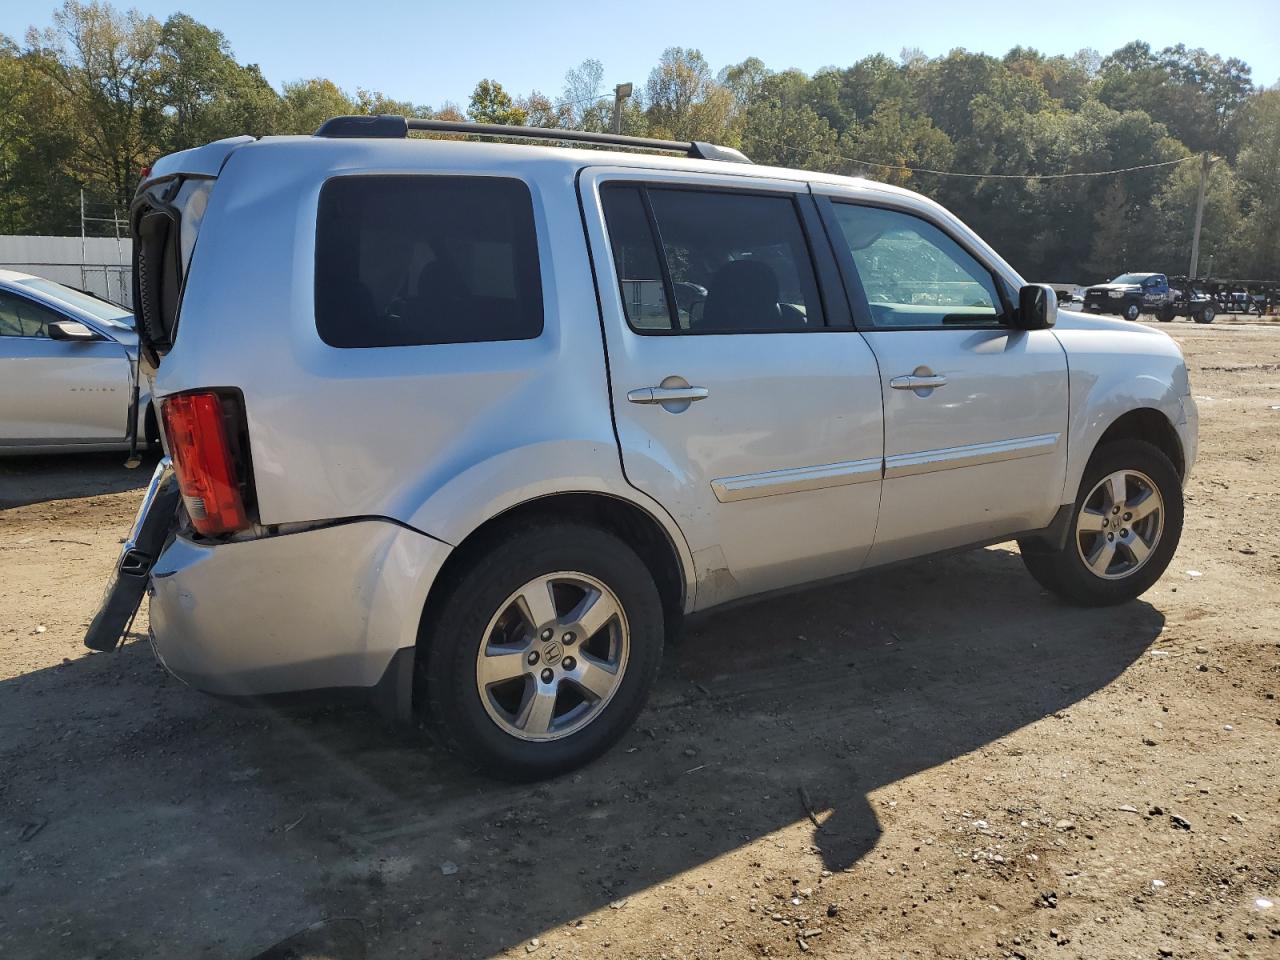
xmin=161 ymin=391 xmax=250 ymax=536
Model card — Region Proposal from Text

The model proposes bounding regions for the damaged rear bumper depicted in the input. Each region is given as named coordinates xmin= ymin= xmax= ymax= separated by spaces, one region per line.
xmin=147 ymin=519 xmax=450 ymax=709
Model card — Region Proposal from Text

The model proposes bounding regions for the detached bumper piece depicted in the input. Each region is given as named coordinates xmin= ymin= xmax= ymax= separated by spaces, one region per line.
xmin=84 ymin=457 xmax=180 ymax=652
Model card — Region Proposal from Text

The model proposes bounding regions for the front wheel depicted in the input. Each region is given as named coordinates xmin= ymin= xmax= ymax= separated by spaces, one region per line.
xmin=1124 ymin=302 xmax=1142 ymax=322
xmin=1018 ymin=440 xmax=1183 ymax=606
xmin=420 ymin=521 xmax=664 ymax=780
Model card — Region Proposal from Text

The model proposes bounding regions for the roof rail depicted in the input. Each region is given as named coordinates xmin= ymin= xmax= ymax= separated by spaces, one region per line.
xmin=313 ymin=115 xmax=752 ymax=163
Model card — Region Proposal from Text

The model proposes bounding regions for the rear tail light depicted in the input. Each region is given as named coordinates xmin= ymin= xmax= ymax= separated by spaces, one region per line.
xmin=160 ymin=391 xmax=253 ymax=536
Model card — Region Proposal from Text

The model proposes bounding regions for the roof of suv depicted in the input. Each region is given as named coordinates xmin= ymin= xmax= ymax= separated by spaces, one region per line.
xmin=160 ymin=130 xmax=921 ymax=207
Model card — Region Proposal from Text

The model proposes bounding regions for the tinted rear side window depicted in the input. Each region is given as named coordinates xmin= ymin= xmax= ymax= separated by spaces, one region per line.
xmin=315 ymin=176 xmax=543 ymax=348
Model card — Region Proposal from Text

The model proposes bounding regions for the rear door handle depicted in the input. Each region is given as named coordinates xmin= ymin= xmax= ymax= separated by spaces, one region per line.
xmin=627 ymin=386 xmax=710 ymax=404
xmin=890 ymin=374 xmax=948 ymax=390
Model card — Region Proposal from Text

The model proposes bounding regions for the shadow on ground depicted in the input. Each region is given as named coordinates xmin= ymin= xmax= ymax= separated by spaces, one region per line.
xmin=0 ymin=546 xmax=1162 ymax=959
xmin=0 ymin=450 xmax=159 ymax=509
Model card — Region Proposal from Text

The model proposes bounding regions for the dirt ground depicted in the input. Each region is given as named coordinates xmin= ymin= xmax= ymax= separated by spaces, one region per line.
xmin=1 ymin=318 xmax=1277 ymax=960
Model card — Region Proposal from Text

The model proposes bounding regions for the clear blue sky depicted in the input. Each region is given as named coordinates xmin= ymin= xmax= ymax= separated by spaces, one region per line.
xmin=4 ymin=0 xmax=1277 ymax=107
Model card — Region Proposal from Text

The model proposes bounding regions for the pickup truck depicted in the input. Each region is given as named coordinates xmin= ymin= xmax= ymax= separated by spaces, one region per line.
xmin=1083 ymin=273 xmax=1216 ymax=324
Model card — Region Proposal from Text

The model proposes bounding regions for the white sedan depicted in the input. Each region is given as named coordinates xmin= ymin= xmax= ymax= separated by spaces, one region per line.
xmin=0 ymin=269 xmax=154 ymax=455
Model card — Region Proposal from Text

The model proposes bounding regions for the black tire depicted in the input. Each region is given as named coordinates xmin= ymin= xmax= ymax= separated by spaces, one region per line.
xmin=420 ymin=521 xmax=664 ymax=780
xmin=144 ymin=402 xmax=160 ymax=447
xmin=1157 ymin=306 xmax=1175 ymax=323
xmin=1018 ymin=440 xmax=1183 ymax=607
xmin=1123 ymin=301 xmax=1142 ymax=322
xmin=1194 ymin=304 xmax=1216 ymax=324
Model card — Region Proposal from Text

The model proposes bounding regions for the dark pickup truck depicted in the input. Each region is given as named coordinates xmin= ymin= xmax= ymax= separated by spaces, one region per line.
xmin=1082 ymin=273 xmax=1216 ymax=324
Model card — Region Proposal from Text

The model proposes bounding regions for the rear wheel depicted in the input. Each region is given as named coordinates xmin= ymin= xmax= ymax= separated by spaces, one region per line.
xmin=420 ymin=521 xmax=663 ymax=780
xmin=1018 ymin=440 xmax=1183 ymax=606
xmin=1195 ymin=304 xmax=1216 ymax=324
xmin=1157 ymin=305 xmax=1175 ymax=323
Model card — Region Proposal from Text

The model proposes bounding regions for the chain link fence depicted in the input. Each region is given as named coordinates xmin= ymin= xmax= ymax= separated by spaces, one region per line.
xmin=0 ymin=236 xmax=133 ymax=309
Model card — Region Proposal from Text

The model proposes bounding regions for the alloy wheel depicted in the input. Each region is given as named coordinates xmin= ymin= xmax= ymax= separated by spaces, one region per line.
xmin=1075 ymin=469 xmax=1165 ymax=580
xmin=474 ymin=571 xmax=629 ymax=742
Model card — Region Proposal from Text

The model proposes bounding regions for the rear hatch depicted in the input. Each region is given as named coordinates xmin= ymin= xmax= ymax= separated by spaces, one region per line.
xmin=131 ymin=136 xmax=261 ymax=536
xmin=130 ymin=136 xmax=252 ymax=367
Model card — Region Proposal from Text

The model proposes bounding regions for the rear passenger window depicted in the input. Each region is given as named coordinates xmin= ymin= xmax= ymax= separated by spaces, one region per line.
xmin=315 ymin=176 xmax=543 ymax=348
xmin=601 ymin=184 xmax=825 ymax=334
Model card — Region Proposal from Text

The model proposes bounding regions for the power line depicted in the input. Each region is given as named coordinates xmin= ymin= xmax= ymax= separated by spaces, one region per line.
xmin=754 ymin=136 xmax=1200 ymax=180
xmin=552 ymin=91 xmax=610 ymax=110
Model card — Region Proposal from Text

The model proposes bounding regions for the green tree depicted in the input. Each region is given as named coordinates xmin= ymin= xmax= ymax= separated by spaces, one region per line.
xmin=838 ymin=99 xmax=953 ymax=186
xmin=826 ymin=54 xmax=911 ymax=126
xmin=1003 ymin=47 xmax=1092 ymax=109
xmin=152 ymin=14 xmax=281 ymax=150
xmin=0 ymin=39 xmax=81 ymax=233
xmin=518 ymin=90 xmax=572 ymax=129
xmin=1150 ymin=159 xmax=1243 ymax=276
xmin=1231 ymin=90 xmax=1280 ymax=276
xmin=740 ymin=101 xmax=838 ymax=168
xmin=355 ymin=88 xmax=427 ymax=118
xmin=644 ymin=47 xmax=735 ymax=143
xmin=27 ymin=0 xmax=163 ymax=208
xmin=1097 ymin=41 xmax=1254 ymax=154
xmin=719 ymin=56 xmax=770 ymax=110
xmin=278 ymin=78 xmax=354 ymax=134
xmin=468 ymin=78 xmax=526 ymax=126
xmin=1085 ymin=180 xmax=1140 ymax=278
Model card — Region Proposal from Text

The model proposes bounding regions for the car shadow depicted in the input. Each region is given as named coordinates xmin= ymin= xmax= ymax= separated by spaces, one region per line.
xmin=0 ymin=546 xmax=1163 ymax=960
xmin=0 ymin=450 xmax=158 ymax=509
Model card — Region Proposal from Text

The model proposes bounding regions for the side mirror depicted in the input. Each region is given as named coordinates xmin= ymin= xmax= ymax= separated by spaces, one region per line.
xmin=1015 ymin=283 xmax=1057 ymax=330
xmin=47 ymin=320 xmax=102 ymax=342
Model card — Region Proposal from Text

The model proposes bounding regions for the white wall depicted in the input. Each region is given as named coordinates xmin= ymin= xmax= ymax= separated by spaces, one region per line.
xmin=0 ymin=235 xmax=133 ymax=308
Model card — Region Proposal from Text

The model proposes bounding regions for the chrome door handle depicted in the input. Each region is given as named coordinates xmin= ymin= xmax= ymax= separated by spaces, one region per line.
xmin=627 ymin=386 xmax=710 ymax=404
xmin=890 ymin=374 xmax=948 ymax=390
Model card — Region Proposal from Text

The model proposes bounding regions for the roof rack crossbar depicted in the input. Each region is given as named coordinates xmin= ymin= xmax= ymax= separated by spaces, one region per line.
xmin=313 ymin=115 xmax=751 ymax=163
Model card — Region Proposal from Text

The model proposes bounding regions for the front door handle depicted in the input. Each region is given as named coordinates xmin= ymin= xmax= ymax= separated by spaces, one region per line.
xmin=627 ymin=385 xmax=710 ymax=404
xmin=890 ymin=374 xmax=948 ymax=390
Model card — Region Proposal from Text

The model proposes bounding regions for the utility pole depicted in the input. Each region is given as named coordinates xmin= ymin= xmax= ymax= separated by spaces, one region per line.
xmin=1188 ymin=151 xmax=1212 ymax=279
xmin=612 ymin=82 xmax=633 ymax=134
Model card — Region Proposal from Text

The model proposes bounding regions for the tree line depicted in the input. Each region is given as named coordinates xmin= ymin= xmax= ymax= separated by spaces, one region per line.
xmin=2 ymin=1 xmax=1277 ymax=282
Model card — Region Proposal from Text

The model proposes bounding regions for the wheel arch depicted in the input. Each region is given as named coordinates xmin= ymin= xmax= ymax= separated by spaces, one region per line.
xmin=1092 ymin=408 xmax=1186 ymax=480
xmin=412 ymin=490 xmax=691 ymax=710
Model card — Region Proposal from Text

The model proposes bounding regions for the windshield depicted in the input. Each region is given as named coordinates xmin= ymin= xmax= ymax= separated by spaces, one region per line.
xmin=15 ymin=278 xmax=134 ymax=330
xmin=1109 ymin=273 xmax=1152 ymax=285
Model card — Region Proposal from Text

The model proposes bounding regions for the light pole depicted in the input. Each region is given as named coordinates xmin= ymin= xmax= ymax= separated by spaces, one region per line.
xmin=613 ymin=82 xmax=633 ymax=135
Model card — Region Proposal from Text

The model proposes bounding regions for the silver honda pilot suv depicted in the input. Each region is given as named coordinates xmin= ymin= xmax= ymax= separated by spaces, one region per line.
xmin=88 ymin=116 xmax=1198 ymax=779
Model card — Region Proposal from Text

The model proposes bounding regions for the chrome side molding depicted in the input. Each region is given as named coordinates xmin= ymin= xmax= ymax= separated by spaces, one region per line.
xmin=884 ymin=433 xmax=1060 ymax=479
xmin=711 ymin=456 xmax=882 ymax=503
xmin=712 ymin=433 xmax=1061 ymax=502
